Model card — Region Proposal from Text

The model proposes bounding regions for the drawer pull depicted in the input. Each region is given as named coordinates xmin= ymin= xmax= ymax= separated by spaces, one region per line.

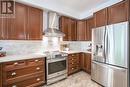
xmin=72 ymin=55 xmax=75 ymax=57
xmin=36 ymin=67 xmax=40 ymax=70
xmin=72 ymin=68 xmax=74 ymax=70
xmin=12 ymin=85 xmax=17 ymax=87
xmin=71 ymin=63 xmax=74 ymax=64
xmin=35 ymin=60 xmax=39 ymax=62
xmin=14 ymin=62 xmax=18 ymax=65
xmin=36 ymin=78 xmax=41 ymax=81
xmin=11 ymin=72 xmax=16 ymax=76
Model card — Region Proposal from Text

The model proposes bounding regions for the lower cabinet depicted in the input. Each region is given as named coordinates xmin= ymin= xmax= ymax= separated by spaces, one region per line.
xmin=2 ymin=58 xmax=45 ymax=87
xmin=80 ymin=53 xmax=91 ymax=74
xmin=0 ymin=64 xmax=2 ymax=87
xmin=68 ymin=53 xmax=80 ymax=75
xmin=68 ymin=53 xmax=92 ymax=75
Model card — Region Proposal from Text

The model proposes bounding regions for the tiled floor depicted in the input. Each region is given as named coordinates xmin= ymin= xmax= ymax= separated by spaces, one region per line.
xmin=43 ymin=71 xmax=101 ymax=87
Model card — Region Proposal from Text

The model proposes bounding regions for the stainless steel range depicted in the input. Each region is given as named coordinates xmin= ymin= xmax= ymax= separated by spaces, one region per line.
xmin=45 ymin=51 xmax=68 ymax=85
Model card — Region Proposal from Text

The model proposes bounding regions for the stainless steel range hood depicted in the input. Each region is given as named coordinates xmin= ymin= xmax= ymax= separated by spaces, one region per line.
xmin=44 ymin=12 xmax=65 ymax=37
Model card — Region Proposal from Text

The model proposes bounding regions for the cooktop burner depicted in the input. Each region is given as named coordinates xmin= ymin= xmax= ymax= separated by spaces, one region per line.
xmin=44 ymin=51 xmax=68 ymax=59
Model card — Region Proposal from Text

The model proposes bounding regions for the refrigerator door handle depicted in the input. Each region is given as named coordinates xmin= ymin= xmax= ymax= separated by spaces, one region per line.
xmin=104 ymin=28 xmax=107 ymax=60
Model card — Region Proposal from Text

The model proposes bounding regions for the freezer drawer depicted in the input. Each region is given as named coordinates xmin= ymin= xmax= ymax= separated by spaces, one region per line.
xmin=91 ymin=61 xmax=127 ymax=87
xmin=91 ymin=61 xmax=108 ymax=86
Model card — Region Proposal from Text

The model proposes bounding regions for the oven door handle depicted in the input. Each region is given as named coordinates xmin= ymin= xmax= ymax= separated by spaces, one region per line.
xmin=47 ymin=57 xmax=67 ymax=63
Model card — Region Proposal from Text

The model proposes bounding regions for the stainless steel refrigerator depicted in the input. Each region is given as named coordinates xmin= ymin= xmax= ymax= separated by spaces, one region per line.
xmin=91 ymin=21 xmax=129 ymax=87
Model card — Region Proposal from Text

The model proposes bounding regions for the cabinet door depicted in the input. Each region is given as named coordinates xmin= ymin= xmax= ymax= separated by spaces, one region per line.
xmin=86 ymin=18 xmax=94 ymax=41
xmin=108 ymin=1 xmax=128 ymax=24
xmin=60 ymin=16 xmax=69 ymax=41
xmin=79 ymin=53 xmax=85 ymax=70
xmin=77 ymin=20 xmax=86 ymax=41
xmin=94 ymin=8 xmax=107 ymax=27
xmin=0 ymin=18 xmax=2 ymax=39
xmin=87 ymin=53 xmax=91 ymax=73
xmin=84 ymin=53 xmax=91 ymax=74
xmin=68 ymin=19 xmax=77 ymax=41
xmin=27 ymin=7 xmax=43 ymax=40
xmin=0 ymin=64 xmax=2 ymax=87
xmin=8 ymin=3 xmax=27 ymax=40
xmin=0 ymin=18 xmax=9 ymax=40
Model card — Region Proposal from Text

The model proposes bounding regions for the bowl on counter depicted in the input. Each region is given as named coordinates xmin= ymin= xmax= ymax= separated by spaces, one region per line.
xmin=0 ymin=51 xmax=6 ymax=57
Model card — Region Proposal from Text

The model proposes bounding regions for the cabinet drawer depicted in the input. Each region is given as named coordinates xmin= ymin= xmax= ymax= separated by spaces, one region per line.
xmin=68 ymin=56 xmax=79 ymax=61
xmin=6 ymin=74 xmax=45 ymax=87
xmin=3 ymin=60 xmax=26 ymax=70
xmin=68 ymin=54 xmax=79 ymax=58
xmin=5 ymin=65 xmax=44 ymax=79
xmin=68 ymin=65 xmax=80 ymax=74
xmin=68 ymin=58 xmax=79 ymax=64
xmin=27 ymin=58 xmax=44 ymax=66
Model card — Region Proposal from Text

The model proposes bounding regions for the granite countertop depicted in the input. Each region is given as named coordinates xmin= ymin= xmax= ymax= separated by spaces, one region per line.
xmin=0 ymin=53 xmax=46 ymax=63
xmin=61 ymin=50 xmax=92 ymax=54
xmin=0 ymin=51 xmax=92 ymax=63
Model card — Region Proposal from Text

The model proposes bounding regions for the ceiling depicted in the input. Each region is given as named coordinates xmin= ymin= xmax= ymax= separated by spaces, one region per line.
xmin=17 ymin=0 xmax=122 ymax=19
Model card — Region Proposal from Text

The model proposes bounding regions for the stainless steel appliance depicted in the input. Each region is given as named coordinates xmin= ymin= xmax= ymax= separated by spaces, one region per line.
xmin=91 ymin=21 xmax=129 ymax=87
xmin=46 ymin=51 xmax=68 ymax=85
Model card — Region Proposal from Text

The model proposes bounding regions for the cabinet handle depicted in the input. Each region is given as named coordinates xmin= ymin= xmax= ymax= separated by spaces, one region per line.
xmin=14 ymin=62 xmax=18 ymax=65
xmin=72 ymin=68 xmax=74 ymax=70
xmin=71 ymin=62 xmax=74 ymax=64
xmin=35 ymin=60 xmax=39 ymax=62
xmin=11 ymin=72 xmax=16 ymax=76
xmin=12 ymin=85 xmax=17 ymax=87
xmin=36 ymin=78 xmax=41 ymax=81
xmin=36 ymin=67 xmax=40 ymax=70
xmin=72 ymin=55 xmax=75 ymax=57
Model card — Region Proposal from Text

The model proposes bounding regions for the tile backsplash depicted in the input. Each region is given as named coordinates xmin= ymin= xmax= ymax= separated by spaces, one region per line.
xmin=0 ymin=37 xmax=61 ymax=55
xmin=60 ymin=41 xmax=92 ymax=51
xmin=0 ymin=37 xmax=91 ymax=55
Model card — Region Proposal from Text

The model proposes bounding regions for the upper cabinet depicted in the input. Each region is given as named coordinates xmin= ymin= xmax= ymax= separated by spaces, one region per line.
xmin=77 ymin=20 xmax=86 ymax=41
xmin=8 ymin=3 xmax=28 ymax=40
xmin=60 ymin=17 xmax=94 ymax=41
xmin=108 ymin=0 xmax=128 ymax=24
xmin=94 ymin=0 xmax=128 ymax=27
xmin=60 ymin=16 xmax=77 ymax=41
xmin=0 ymin=18 xmax=9 ymax=40
xmin=27 ymin=7 xmax=43 ymax=40
xmin=60 ymin=16 xmax=69 ymax=41
xmin=86 ymin=18 xmax=94 ymax=41
xmin=68 ymin=19 xmax=77 ymax=41
xmin=94 ymin=8 xmax=108 ymax=27
xmin=0 ymin=2 xmax=43 ymax=40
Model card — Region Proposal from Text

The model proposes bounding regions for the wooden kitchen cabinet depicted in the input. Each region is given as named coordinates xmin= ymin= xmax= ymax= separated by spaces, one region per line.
xmin=0 ymin=2 xmax=43 ymax=40
xmin=68 ymin=53 xmax=80 ymax=75
xmin=8 ymin=3 xmax=28 ymax=40
xmin=108 ymin=0 xmax=128 ymax=24
xmin=59 ymin=16 xmax=69 ymax=41
xmin=80 ymin=53 xmax=91 ymax=74
xmin=79 ymin=53 xmax=85 ymax=70
xmin=60 ymin=16 xmax=77 ymax=41
xmin=86 ymin=18 xmax=94 ymax=41
xmin=77 ymin=20 xmax=86 ymax=41
xmin=68 ymin=19 xmax=77 ymax=41
xmin=0 ymin=18 xmax=9 ymax=40
xmin=94 ymin=8 xmax=108 ymax=27
xmin=27 ymin=6 xmax=43 ymax=40
xmin=2 ymin=58 xmax=45 ymax=87
xmin=0 ymin=64 xmax=2 ymax=87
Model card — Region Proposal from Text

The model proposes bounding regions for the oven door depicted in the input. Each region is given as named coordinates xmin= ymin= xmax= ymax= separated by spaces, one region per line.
xmin=47 ymin=57 xmax=67 ymax=79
